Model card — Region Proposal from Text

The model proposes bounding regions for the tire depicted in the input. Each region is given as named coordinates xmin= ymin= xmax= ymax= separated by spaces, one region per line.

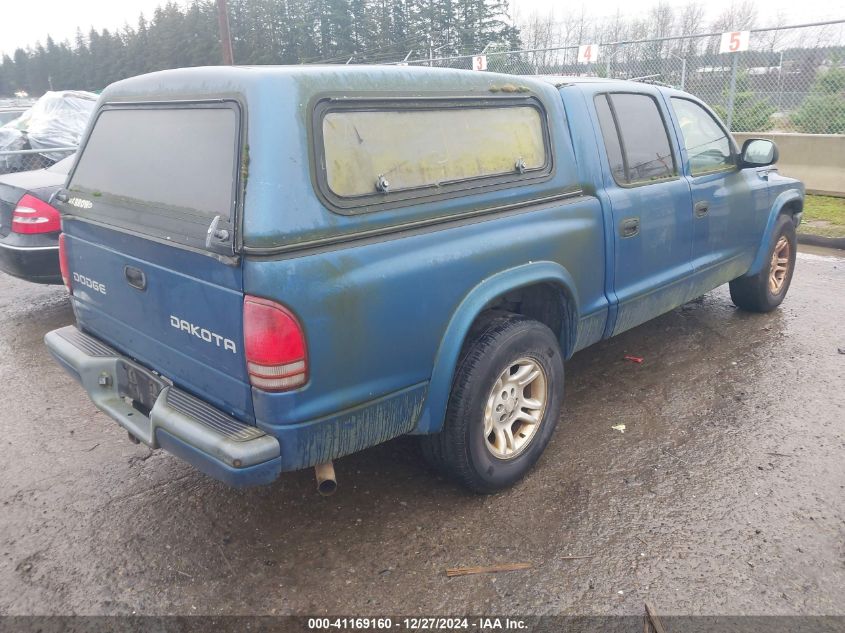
xmin=419 ymin=315 xmax=564 ymax=493
xmin=729 ymin=214 xmax=797 ymax=313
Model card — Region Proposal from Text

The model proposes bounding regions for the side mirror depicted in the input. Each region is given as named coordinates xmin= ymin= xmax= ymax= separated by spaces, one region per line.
xmin=741 ymin=138 xmax=778 ymax=167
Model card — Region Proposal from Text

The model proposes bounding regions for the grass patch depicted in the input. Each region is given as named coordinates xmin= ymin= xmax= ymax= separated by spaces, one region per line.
xmin=799 ymin=194 xmax=845 ymax=238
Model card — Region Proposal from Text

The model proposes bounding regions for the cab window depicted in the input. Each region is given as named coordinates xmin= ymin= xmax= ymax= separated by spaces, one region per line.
xmin=671 ymin=98 xmax=734 ymax=175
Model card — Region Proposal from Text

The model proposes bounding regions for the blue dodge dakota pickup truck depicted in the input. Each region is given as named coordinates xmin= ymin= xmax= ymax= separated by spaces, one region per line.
xmin=45 ymin=66 xmax=803 ymax=494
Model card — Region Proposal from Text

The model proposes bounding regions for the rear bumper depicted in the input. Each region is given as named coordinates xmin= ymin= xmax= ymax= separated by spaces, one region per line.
xmin=0 ymin=239 xmax=61 ymax=284
xmin=44 ymin=325 xmax=282 ymax=487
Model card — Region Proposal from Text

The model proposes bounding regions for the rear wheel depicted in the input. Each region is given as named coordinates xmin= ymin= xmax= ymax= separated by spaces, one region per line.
xmin=420 ymin=315 xmax=564 ymax=493
xmin=729 ymin=214 xmax=797 ymax=313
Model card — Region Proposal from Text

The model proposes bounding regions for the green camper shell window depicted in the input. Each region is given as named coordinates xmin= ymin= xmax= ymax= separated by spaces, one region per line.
xmin=316 ymin=98 xmax=551 ymax=211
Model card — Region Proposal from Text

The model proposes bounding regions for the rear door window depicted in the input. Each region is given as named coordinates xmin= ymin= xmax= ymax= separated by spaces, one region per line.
xmin=594 ymin=93 xmax=677 ymax=185
xmin=67 ymin=103 xmax=240 ymax=251
xmin=594 ymin=95 xmax=626 ymax=183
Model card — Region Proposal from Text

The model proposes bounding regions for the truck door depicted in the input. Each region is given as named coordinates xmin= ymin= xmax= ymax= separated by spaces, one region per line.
xmin=593 ymin=92 xmax=695 ymax=335
xmin=668 ymin=97 xmax=769 ymax=295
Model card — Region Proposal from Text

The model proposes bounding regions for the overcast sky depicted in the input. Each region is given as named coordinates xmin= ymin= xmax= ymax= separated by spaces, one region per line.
xmin=510 ymin=0 xmax=844 ymax=25
xmin=2 ymin=0 xmax=843 ymax=57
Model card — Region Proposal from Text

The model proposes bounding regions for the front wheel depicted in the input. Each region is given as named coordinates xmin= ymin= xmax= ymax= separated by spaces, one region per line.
xmin=729 ymin=214 xmax=797 ymax=313
xmin=419 ymin=315 xmax=564 ymax=493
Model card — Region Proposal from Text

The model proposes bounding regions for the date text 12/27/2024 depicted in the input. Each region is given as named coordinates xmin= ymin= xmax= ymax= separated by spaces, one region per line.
xmin=307 ymin=618 xmax=528 ymax=630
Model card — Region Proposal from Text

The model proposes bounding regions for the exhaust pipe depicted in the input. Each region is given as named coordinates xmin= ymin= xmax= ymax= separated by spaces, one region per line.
xmin=314 ymin=461 xmax=337 ymax=496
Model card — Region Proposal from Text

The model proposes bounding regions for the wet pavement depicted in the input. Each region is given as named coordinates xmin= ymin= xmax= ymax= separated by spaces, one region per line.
xmin=0 ymin=248 xmax=843 ymax=616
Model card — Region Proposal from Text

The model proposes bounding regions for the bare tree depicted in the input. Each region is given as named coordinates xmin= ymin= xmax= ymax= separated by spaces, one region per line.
xmin=648 ymin=2 xmax=675 ymax=53
xmin=597 ymin=9 xmax=629 ymax=78
xmin=674 ymin=3 xmax=705 ymax=58
xmin=555 ymin=6 xmax=592 ymax=66
xmin=520 ymin=9 xmax=557 ymax=70
xmin=599 ymin=8 xmax=628 ymax=44
xmin=756 ymin=11 xmax=787 ymax=51
xmin=710 ymin=0 xmax=757 ymax=32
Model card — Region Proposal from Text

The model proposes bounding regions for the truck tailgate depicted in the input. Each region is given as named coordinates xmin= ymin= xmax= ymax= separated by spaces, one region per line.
xmin=54 ymin=100 xmax=251 ymax=420
xmin=63 ymin=221 xmax=252 ymax=421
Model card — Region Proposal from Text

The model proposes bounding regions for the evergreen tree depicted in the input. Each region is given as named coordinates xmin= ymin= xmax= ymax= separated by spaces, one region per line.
xmin=0 ymin=0 xmax=522 ymax=96
xmin=713 ymin=72 xmax=776 ymax=132
xmin=0 ymin=55 xmax=13 ymax=95
xmin=29 ymin=43 xmax=50 ymax=94
xmin=12 ymin=49 xmax=29 ymax=94
xmin=791 ymin=66 xmax=845 ymax=134
xmin=72 ymin=29 xmax=92 ymax=91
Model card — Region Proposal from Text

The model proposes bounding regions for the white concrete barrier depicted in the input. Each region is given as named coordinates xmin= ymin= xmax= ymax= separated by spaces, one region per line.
xmin=733 ymin=133 xmax=845 ymax=197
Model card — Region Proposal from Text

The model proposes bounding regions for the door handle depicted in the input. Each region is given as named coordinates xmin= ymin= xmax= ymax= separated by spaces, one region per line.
xmin=124 ymin=266 xmax=147 ymax=291
xmin=694 ymin=201 xmax=710 ymax=218
xmin=619 ymin=217 xmax=640 ymax=238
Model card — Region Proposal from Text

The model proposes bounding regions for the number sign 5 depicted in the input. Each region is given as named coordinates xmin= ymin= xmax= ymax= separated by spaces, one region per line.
xmin=719 ymin=31 xmax=750 ymax=54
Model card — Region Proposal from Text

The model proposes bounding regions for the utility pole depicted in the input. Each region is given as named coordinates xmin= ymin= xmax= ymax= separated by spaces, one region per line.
xmin=216 ymin=0 xmax=234 ymax=65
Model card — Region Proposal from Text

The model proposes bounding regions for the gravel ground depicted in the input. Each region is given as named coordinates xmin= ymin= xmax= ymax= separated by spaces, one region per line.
xmin=0 ymin=247 xmax=843 ymax=618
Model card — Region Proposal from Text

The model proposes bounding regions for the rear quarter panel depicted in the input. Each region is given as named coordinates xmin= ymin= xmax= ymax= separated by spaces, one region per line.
xmin=245 ymin=194 xmax=607 ymax=435
xmin=242 ymin=75 xmax=609 ymax=437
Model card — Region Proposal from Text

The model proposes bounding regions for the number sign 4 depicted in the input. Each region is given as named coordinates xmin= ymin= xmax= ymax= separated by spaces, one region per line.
xmin=577 ymin=44 xmax=599 ymax=64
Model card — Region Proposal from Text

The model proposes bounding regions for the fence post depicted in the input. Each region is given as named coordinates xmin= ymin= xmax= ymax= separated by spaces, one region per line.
xmin=726 ymin=53 xmax=738 ymax=131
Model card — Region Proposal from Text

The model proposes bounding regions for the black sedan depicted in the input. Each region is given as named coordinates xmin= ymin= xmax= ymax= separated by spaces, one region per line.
xmin=0 ymin=155 xmax=73 ymax=284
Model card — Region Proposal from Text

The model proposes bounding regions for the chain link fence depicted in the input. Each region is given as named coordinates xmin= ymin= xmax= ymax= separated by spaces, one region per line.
xmin=2 ymin=22 xmax=842 ymax=180
xmin=383 ymin=20 xmax=845 ymax=134
xmin=0 ymin=148 xmax=75 ymax=176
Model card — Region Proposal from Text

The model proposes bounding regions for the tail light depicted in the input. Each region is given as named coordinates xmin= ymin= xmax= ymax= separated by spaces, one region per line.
xmin=58 ymin=233 xmax=72 ymax=293
xmin=12 ymin=194 xmax=61 ymax=234
xmin=243 ymin=295 xmax=307 ymax=391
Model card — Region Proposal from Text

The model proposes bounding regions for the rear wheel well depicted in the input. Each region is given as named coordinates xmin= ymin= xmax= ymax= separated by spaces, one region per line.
xmin=469 ymin=282 xmax=575 ymax=358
